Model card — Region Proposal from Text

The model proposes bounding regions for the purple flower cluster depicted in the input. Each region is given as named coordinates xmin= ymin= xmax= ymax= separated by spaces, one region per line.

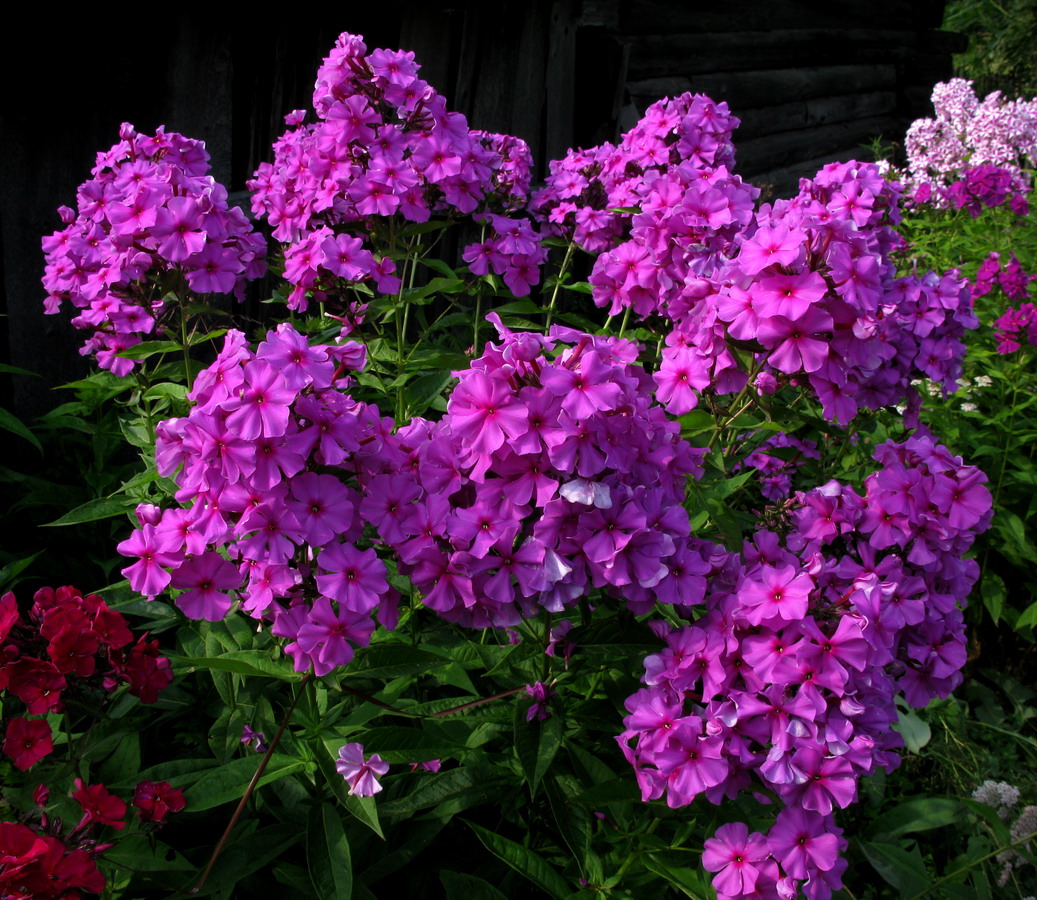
xmin=247 ymin=32 xmax=540 ymax=309
xmin=117 ymin=316 xmax=710 ymax=656
xmin=972 ymin=252 xmax=1037 ymax=353
xmin=42 ymin=124 xmax=266 ymax=375
xmin=532 ymin=93 xmax=741 ymax=253
xmin=117 ymin=324 xmax=398 ymax=673
xmin=943 ymin=164 xmax=1030 ymax=217
xmin=651 ymin=161 xmax=976 ymax=424
xmin=385 ymin=317 xmax=710 ymax=627
xmin=619 ymin=434 xmax=991 ymax=899
xmin=902 ymin=78 xmax=1036 ymax=207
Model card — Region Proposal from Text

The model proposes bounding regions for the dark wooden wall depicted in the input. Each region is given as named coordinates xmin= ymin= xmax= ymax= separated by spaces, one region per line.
xmin=1 ymin=2 xmax=958 ymax=421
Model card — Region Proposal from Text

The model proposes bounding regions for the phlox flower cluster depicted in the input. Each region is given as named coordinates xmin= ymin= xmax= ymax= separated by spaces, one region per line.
xmin=649 ymin=160 xmax=975 ymax=424
xmin=902 ymin=78 xmax=1037 ymax=206
xmin=0 ymin=586 xmax=173 ymax=771
xmin=247 ymin=32 xmax=542 ymax=308
xmin=117 ymin=324 xmax=399 ymax=675
xmin=382 ymin=317 xmax=711 ymax=627
xmin=42 ymin=123 xmax=266 ymax=375
xmin=0 ymin=819 xmax=107 ymax=899
xmin=532 ymin=92 xmax=741 ymax=253
xmin=735 ymin=432 xmax=820 ymax=502
xmin=118 ymin=316 xmax=711 ymax=658
xmin=975 ymin=251 xmax=1037 ymax=353
xmin=619 ymin=434 xmax=991 ymax=899
xmin=0 ymin=779 xmax=184 ymax=899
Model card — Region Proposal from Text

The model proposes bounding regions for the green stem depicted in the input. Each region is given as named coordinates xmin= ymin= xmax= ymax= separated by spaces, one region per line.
xmin=907 ymin=829 xmax=1037 ymax=900
xmin=179 ymin=305 xmax=193 ymax=392
xmin=545 ymin=240 xmax=576 ymax=332
xmin=617 ymin=305 xmax=631 ymax=338
xmin=189 ymin=673 xmax=312 ymax=894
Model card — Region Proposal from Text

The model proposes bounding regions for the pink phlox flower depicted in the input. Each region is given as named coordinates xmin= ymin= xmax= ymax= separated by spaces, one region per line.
xmin=767 ymin=807 xmax=840 ymax=880
xmin=170 ymin=551 xmax=241 ymax=621
xmin=702 ymin=822 xmax=771 ymax=898
xmin=739 ymin=564 xmax=815 ymax=626
xmin=118 ymin=525 xmax=182 ymax=599
xmin=315 ymin=543 xmax=388 ymax=614
xmin=295 ymin=597 xmax=376 ymax=675
xmin=336 ymin=742 xmax=389 ymax=797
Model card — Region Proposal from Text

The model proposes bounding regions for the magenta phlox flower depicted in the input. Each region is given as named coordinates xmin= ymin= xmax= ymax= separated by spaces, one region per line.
xmin=739 ymin=565 xmax=814 ymax=626
xmin=289 ymin=473 xmax=356 ymax=546
xmin=767 ymin=807 xmax=840 ymax=880
xmin=655 ymin=731 xmax=729 ymax=805
xmin=784 ymin=748 xmax=856 ymax=814
xmin=242 ymin=562 xmax=299 ymax=615
xmin=755 ymin=308 xmax=833 ymax=374
xmin=151 ymin=196 xmax=206 ymax=262
xmin=295 ymin=597 xmax=375 ymax=674
xmin=222 ymin=360 xmax=295 ymax=441
xmin=185 ymin=242 xmax=244 ymax=294
xmin=118 ymin=525 xmax=182 ymax=598
xmin=170 ymin=551 xmax=241 ymax=620
xmin=754 ymin=271 xmax=828 ymax=320
xmin=336 ymin=742 xmax=389 ymax=796
xmin=738 ymin=223 xmax=805 ymax=275
xmin=702 ymin=822 xmax=771 ymax=898
xmin=448 ymin=370 xmax=528 ymax=461
xmin=315 ymin=543 xmax=387 ymax=614
xmin=256 ymin=323 xmax=336 ymax=391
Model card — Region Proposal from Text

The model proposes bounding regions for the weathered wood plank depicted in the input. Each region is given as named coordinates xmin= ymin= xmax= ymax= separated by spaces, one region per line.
xmin=736 ymin=91 xmax=897 ymax=140
xmin=735 ymin=114 xmax=897 ymax=174
xmin=546 ymin=0 xmax=578 ymax=164
xmin=628 ymin=64 xmax=897 ymax=112
xmin=619 ymin=0 xmax=918 ymax=35
xmin=625 ymin=30 xmax=917 ymax=79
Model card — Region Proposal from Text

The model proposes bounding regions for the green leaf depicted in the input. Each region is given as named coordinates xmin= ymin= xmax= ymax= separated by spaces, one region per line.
xmin=379 ymin=765 xmax=506 ymax=817
xmin=208 ymin=708 xmax=246 ymax=765
xmin=893 ymin=703 xmax=932 ymax=754
xmin=440 ymin=871 xmax=509 ymax=900
xmin=1016 ymin=600 xmax=1037 ymax=630
xmin=307 ymin=805 xmax=353 ymax=900
xmin=545 ymin=777 xmax=597 ymax=881
xmin=42 ymin=495 xmax=136 ymax=526
xmin=184 ymin=753 xmax=307 ymax=811
xmin=704 ymin=470 xmax=754 ymax=499
xmin=347 ymin=643 xmax=447 ymax=680
xmin=860 ymin=840 xmax=931 ymax=896
xmin=354 ymin=725 xmax=464 ymax=764
xmin=192 ymin=824 xmax=302 ymax=897
xmin=514 ymin=708 xmax=563 ymax=796
xmin=873 ymin=797 xmax=964 ymax=839
xmin=0 ymin=552 xmax=44 ymax=591
xmin=642 ymin=854 xmax=710 ymax=898
xmin=171 ymin=650 xmax=302 ymax=681
xmin=465 ymin=821 xmax=570 ymax=899
xmin=103 ymin=835 xmax=194 ymax=873
xmin=115 ymin=340 xmax=183 ymax=359
xmin=116 ymin=757 xmax=216 ymax=790
xmin=982 ymin=573 xmax=1006 ymax=623
xmin=404 ymin=371 xmax=455 ymax=416
xmin=143 ymin=382 xmax=189 ymax=402
xmin=0 ymin=363 xmax=40 ymax=377
xmin=420 ymin=256 xmax=460 ymax=278
xmin=0 ymin=407 xmax=43 ymax=453
xmin=491 ymin=299 xmax=543 ymax=315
